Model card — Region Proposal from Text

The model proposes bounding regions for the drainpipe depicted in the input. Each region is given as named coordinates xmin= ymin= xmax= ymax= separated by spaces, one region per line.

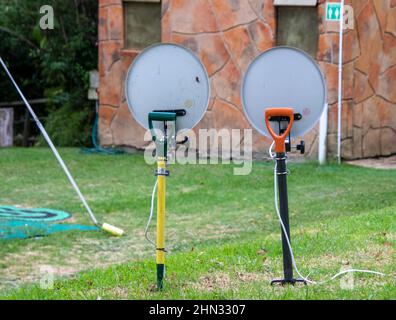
xmin=319 ymin=103 xmax=328 ymax=165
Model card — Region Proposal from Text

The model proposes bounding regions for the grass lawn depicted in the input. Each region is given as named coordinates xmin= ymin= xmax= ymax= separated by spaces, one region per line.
xmin=0 ymin=148 xmax=395 ymax=299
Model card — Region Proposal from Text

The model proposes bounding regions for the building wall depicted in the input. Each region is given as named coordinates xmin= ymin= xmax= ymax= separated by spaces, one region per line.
xmin=325 ymin=0 xmax=396 ymax=159
xmin=98 ymin=0 xmax=396 ymax=159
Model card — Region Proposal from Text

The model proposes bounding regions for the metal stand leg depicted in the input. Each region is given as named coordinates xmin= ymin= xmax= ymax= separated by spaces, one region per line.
xmin=271 ymin=153 xmax=306 ymax=286
xmin=147 ymin=112 xmax=180 ymax=290
xmin=156 ymin=158 xmax=167 ymax=290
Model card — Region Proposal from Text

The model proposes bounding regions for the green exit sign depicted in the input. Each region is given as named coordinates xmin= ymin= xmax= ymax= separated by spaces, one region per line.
xmin=326 ymin=2 xmax=342 ymax=21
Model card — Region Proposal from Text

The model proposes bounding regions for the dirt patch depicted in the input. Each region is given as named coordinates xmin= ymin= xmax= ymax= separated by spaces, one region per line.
xmin=0 ymin=232 xmax=152 ymax=291
xmin=90 ymin=286 xmax=131 ymax=300
xmin=193 ymin=272 xmax=232 ymax=292
xmin=300 ymin=242 xmax=395 ymax=275
xmin=193 ymin=270 xmax=267 ymax=292
xmin=347 ymin=156 xmax=396 ymax=170
xmin=235 ymin=271 xmax=266 ymax=283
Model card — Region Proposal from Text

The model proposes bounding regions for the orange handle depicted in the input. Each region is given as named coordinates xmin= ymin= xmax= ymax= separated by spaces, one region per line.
xmin=265 ymin=108 xmax=295 ymax=153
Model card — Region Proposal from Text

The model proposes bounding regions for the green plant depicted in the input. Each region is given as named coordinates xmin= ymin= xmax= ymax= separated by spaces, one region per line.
xmin=0 ymin=0 xmax=98 ymax=146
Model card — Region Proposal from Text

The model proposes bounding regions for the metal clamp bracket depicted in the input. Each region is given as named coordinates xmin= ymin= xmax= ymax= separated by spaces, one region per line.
xmin=155 ymin=168 xmax=170 ymax=177
xmin=266 ymin=109 xmax=305 ymax=154
xmin=148 ymin=109 xmax=186 ymax=160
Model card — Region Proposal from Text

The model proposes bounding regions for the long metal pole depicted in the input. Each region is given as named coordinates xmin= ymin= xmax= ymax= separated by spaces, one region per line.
xmin=337 ymin=0 xmax=345 ymax=164
xmin=276 ymin=153 xmax=293 ymax=281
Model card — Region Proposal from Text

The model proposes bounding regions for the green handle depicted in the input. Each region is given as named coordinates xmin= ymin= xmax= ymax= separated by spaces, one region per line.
xmin=148 ymin=112 xmax=177 ymax=141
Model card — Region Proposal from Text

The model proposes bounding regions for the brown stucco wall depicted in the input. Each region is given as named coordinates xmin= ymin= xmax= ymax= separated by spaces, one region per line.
xmin=98 ymin=0 xmax=396 ymax=160
xmin=319 ymin=0 xmax=396 ymax=159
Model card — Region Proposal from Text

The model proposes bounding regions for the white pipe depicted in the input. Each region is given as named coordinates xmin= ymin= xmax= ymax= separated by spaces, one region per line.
xmin=0 ymin=57 xmax=99 ymax=226
xmin=318 ymin=103 xmax=328 ymax=165
xmin=337 ymin=0 xmax=345 ymax=164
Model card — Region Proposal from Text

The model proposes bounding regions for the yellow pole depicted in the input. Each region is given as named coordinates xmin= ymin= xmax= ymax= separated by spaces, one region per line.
xmin=156 ymin=158 xmax=166 ymax=289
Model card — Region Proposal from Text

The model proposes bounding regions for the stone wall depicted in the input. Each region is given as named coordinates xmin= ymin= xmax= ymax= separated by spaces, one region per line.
xmin=98 ymin=0 xmax=147 ymax=149
xmin=98 ymin=0 xmax=396 ymax=159
xmin=321 ymin=0 xmax=396 ymax=159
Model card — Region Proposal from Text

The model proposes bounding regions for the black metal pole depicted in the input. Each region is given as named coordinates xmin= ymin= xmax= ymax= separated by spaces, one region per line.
xmin=276 ymin=152 xmax=293 ymax=281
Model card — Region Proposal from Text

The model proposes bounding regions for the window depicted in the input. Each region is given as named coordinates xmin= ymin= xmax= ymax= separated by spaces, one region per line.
xmin=276 ymin=6 xmax=319 ymax=58
xmin=124 ymin=0 xmax=161 ymax=50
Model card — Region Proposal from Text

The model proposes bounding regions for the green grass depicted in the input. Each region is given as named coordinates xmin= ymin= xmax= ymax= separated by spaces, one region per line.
xmin=0 ymin=148 xmax=395 ymax=299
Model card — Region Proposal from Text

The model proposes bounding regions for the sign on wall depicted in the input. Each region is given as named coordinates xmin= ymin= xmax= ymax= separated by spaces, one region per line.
xmin=326 ymin=2 xmax=342 ymax=21
xmin=325 ymin=2 xmax=354 ymax=30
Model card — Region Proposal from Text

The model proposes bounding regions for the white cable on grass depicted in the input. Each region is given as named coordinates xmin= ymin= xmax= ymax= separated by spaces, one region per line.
xmin=269 ymin=143 xmax=390 ymax=284
xmin=0 ymin=57 xmax=99 ymax=226
xmin=145 ymin=179 xmax=158 ymax=247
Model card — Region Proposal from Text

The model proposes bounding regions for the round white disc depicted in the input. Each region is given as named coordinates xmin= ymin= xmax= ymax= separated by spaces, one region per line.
xmin=125 ymin=43 xmax=210 ymax=133
xmin=242 ymin=46 xmax=327 ymax=138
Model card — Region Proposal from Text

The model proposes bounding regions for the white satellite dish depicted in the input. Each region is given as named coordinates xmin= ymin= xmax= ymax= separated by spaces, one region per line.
xmin=125 ymin=43 xmax=210 ymax=133
xmin=241 ymin=46 xmax=327 ymax=138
